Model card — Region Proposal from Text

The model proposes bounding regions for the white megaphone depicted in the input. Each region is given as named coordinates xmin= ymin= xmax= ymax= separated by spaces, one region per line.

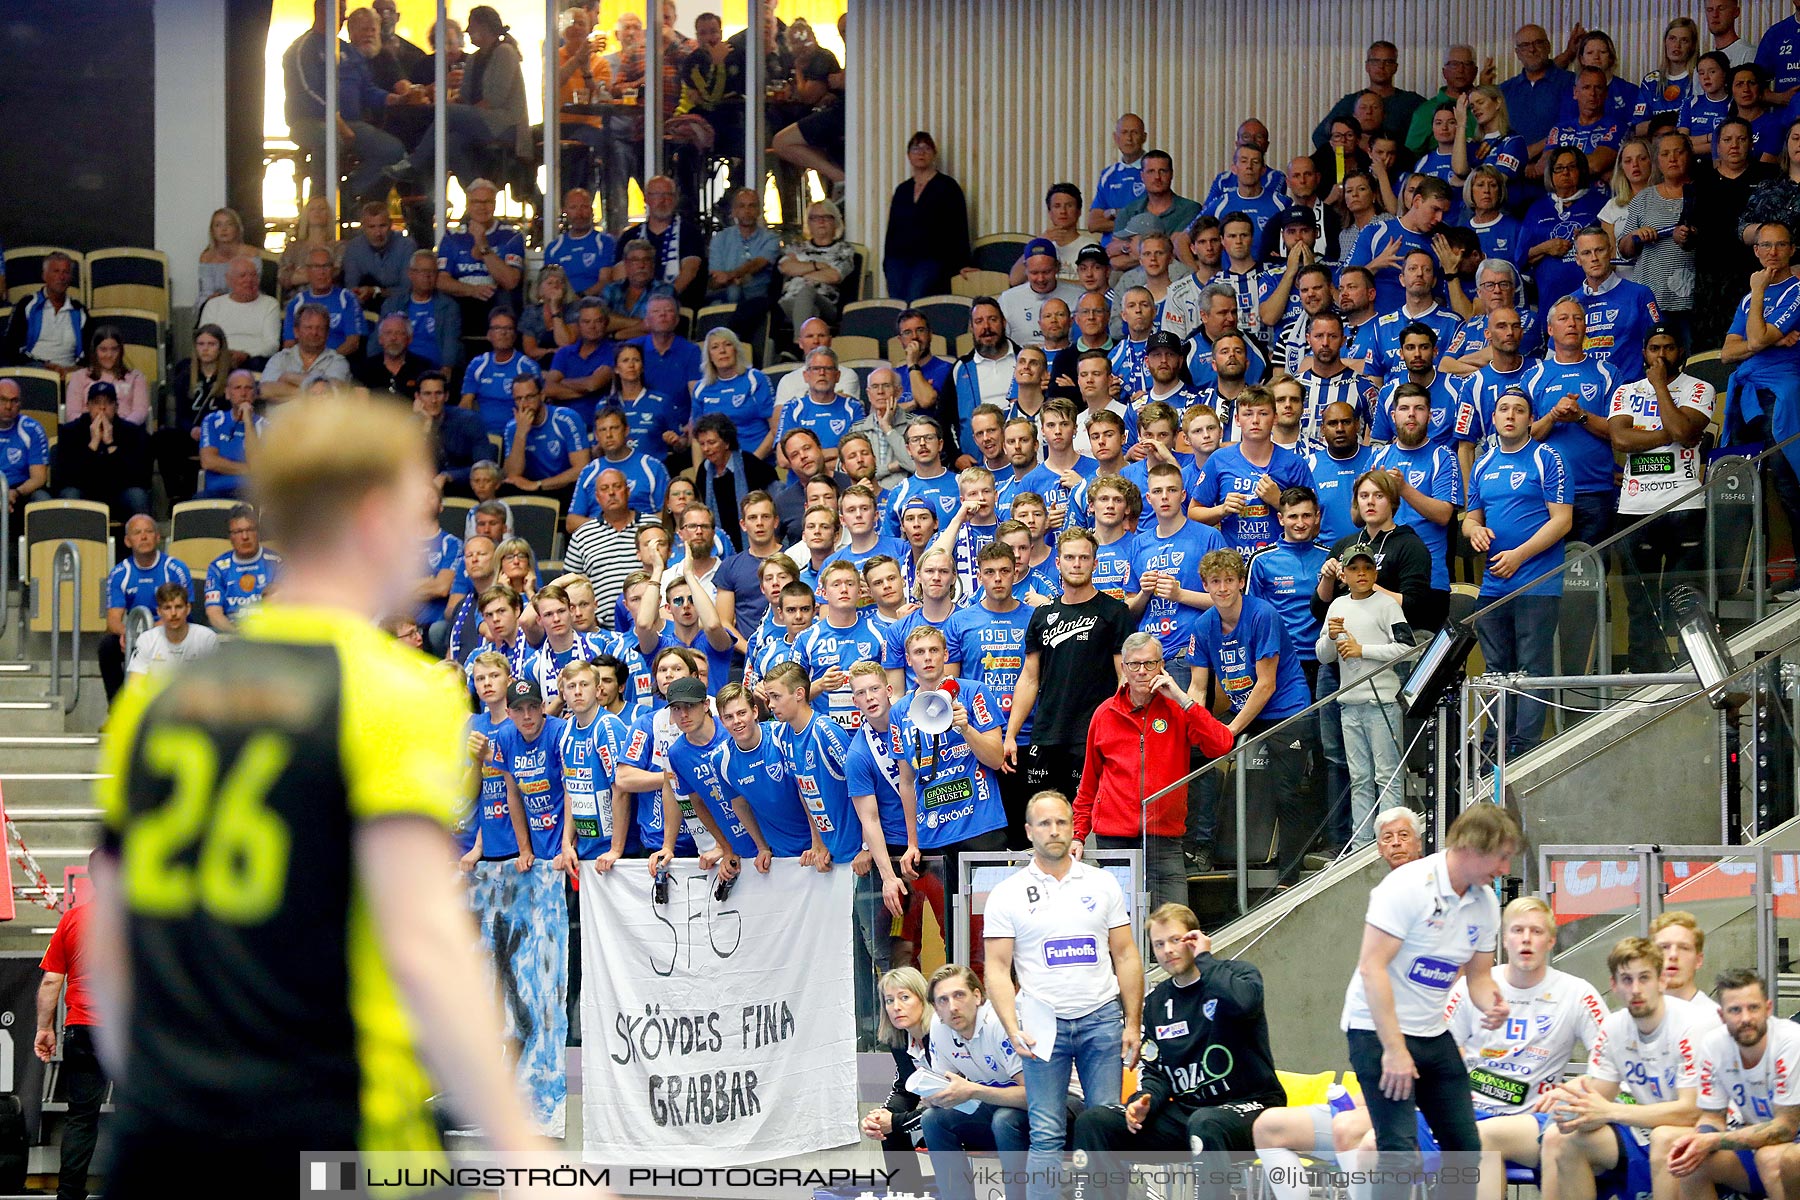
xmin=911 ymin=678 xmax=960 ymax=736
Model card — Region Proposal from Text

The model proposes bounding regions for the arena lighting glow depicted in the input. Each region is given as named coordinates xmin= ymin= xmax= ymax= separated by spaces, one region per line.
xmin=1670 ymin=586 xmax=1748 ymax=710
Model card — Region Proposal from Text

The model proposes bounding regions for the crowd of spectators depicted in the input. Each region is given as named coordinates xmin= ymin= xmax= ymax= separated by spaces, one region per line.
xmin=17 ymin=4 xmax=1800 ymax=1190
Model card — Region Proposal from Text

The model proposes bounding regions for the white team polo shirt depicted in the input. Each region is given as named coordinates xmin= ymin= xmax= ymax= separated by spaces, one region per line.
xmin=984 ymin=858 xmax=1130 ymax=1019
xmin=1588 ymin=995 xmax=1716 ymax=1145
xmin=1695 ymin=1018 xmax=1800 ymax=1124
xmin=929 ymin=1001 xmax=1024 ymax=1088
xmin=1341 ymin=852 xmax=1500 ymax=1038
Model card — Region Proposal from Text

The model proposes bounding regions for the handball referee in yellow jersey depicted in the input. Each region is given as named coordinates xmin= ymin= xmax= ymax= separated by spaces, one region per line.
xmin=93 ymin=392 xmax=605 ymax=1196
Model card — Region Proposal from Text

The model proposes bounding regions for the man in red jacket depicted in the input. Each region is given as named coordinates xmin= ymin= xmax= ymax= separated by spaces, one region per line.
xmin=1073 ymin=630 xmax=1234 ymax=911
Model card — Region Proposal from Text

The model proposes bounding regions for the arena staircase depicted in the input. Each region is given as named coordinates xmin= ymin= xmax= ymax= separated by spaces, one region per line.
xmin=0 ymin=593 xmax=108 ymax=955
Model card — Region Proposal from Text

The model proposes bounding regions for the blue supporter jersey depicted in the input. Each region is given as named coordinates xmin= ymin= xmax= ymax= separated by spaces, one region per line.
xmin=1109 ymin=336 xmax=1151 ymax=398
xmin=546 ymin=340 xmax=617 ymax=428
xmin=570 ymin=451 xmax=668 ymax=518
xmin=1680 ymin=91 xmax=1732 ymax=146
xmin=666 ymin=723 xmax=758 ymax=857
xmin=1203 ymin=166 xmax=1289 ymax=208
xmin=847 ymin=721 xmax=908 ymax=846
xmin=1445 ymin=309 xmax=1543 ymax=363
xmin=1017 ymin=457 xmax=1099 ymax=527
xmin=610 ymin=387 xmax=681 ymax=455
xmin=437 ymin=225 xmax=526 ymax=293
xmin=1370 ymin=372 xmax=1466 ymax=451
xmin=621 ymin=708 xmax=695 ymax=856
xmin=1346 ymin=219 xmax=1437 ymax=314
xmin=1191 ymin=594 xmax=1311 ymax=720
xmin=470 ymin=710 xmax=518 ymax=858
xmin=1632 ymin=72 xmax=1693 ymax=125
xmin=1119 ymin=459 xmax=1204 ymax=512
xmin=780 ymin=394 xmax=860 ymax=450
xmin=1375 ymin=440 xmax=1461 ymax=590
xmin=544 ymin=228 xmax=618 ymax=294
xmin=1546 ymin=116 xmax=1627 ymax=162
xmin=496 ymin=715 xmax=568 ymax=861
xmin=560 ymin=708 xmax=629 ymax=858
xmin=1092 ymin=159 xmax=1147 ymax=243
xmin=693 ymin=369 xmax=775 ymax=453
xmin=778 ymin=714 xmax=865 ymax=863
xmin=282 ymin=288 xmax=365 ymax=350
xmin=1371 ymin=440 xmax=1463 ymax=590
xmin=1370 ymin=305 xmax=1463 ymax=379
xmin=654 ymin=623 xmax=735 ymax=694
xmin=107 ymin=552 xmax=194 ymax=613
xmin=589 ymin=628 xmax=654 ymax=713
xmin=889 ymin=681 xmax=1007 ymax=849
xmin=401 ymin=297 xmax=448 ymax=364
xmin=1202 ymin=188 xmax=1287 ymax=245
xmin=1305 ymin=443 xmax=1376 ymax=547
xmin=628 ymin=336 xmax=703 ymax=425
xmin=417 ymin=530 xmax=461 ymax=627
xmin=1019 ymin=554 xmax=1060 ymax=602
xmin=748 ymin=629 xmax=805 ymax=690
xmin=1469 ymin=440 xmax=1571 ymax=598
xmin=946 ymin=601 xmax=1035 ymax=741
xmin=463 ymin=351 xmax=542 ymax=436
xmin=1192 ymin=444 xmax=1317 ymax=554
xmin=1184 ymin=330 xmax=1271 ymax=389
xmin=1344 ymin=317 xmax=1380 ymax=372
xmin=798 ymin=614 xmax=888 ymax=729
xmin=1523 ymin=354 xmax=1620 ymax=495
xmin=1246 ymin=539 xmax=1331 ymax=663
xmin=882 ymin=608 xmax=952 ymax=686
xmin=1471 ymin=133 xmax=1527 ymax=178
xmin=0 ymin=416 xmax=48 ymax=489
xmin=197 ymin=411 xmax=266 ymax=498
xmin=1408 ymin=151 xmax=1464 ymax=221
xmin=1462 ymin=213 xmax=1528 ymax=272
xmin=880 ymin=469 xmax=961 ymax=537
xmin=1125 ymin=518 xmax=1227 ymax=658
xmin=1522 ymin=189 xmax=1609 ymax=319
xmin=1577 ymin=276 xmax=1661 ymax=384
xmin=716 ymin=723 xmax=813 ymax=857
xmin=503 ymin=408 xmax=589 ymax=481
xmin=204 ymin=548 xmax=281 ymax=620
xmin=1726 ymin=277 xmax=1800 ymax=414
xmin=1091 ymin=531 xmax=1136 ymax=601
xmin=1757 ymin=15 xmax=1800 ymax=97
xmin=1458 ymin=360 xmax=1537 ymax=449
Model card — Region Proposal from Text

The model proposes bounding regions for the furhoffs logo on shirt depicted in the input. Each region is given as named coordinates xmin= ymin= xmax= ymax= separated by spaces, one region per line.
xmin=1407 ymin=956 xmax=1462 ymax=989
xmin=1043 ymin=935 xmax=1101 ymax=967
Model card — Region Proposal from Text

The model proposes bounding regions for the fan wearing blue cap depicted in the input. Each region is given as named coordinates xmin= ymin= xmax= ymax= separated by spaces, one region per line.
xmin=999 ymin=239 xmax=1084 ymax=349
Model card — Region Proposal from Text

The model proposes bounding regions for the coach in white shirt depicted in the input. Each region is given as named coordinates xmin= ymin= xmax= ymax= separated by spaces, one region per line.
xmin=984 ymin=790 xmax=1143 ymax=1200
xmin=1341 ymin=802 xmax=1519 ymax=1200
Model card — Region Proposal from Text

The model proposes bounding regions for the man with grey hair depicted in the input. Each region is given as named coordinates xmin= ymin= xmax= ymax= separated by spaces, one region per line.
xmin=1444 ymin=261 xmax=1541 ymax=376
xmin=1404 ymin=43 xmax=1479 ymax=156
xmin=353 ymin=313 xmax=433 ymax=398
xmin=3 ymin=252 xmax=86 ymax=373
xmin=774 ymin=317 xmax=862 ymax=410
xmin=197 ymin=255 xmax=283 ymax=366
xmin=1184 ymin=281 xmax=1270 ymax=389
xmin=1373 ymin=807 xmax=1424 ymax=870
xmin=259 ymin=305 xmax=350 ymax=400
xmin=342 ymin=197 xmax=417 ymax=307
xmin=283 ymin=245 xmax=366 ymax=356
xmin=1072 ymin=629 xmax=1234 ymax=910
xmin=380 ymin=248 xmax=462 ymax=370
xmin=777 ymin=345 xmax=860 ymax=470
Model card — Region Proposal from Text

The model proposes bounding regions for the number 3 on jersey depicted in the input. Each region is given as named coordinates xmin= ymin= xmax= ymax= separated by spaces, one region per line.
xmin=125 ymin=726 xmax=294 ymax=924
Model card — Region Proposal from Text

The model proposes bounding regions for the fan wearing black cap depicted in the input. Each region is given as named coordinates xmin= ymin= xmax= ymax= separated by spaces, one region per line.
xmin=1605 ymin=324 xmax=1716 ymax=673
xmin=999 ymin=239 xmax=1085 ymax=349
xmin=54 ymin=379 xmax=154 ymax=521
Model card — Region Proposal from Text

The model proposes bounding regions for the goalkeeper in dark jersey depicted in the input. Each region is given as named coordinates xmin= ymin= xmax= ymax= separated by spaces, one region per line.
xmin=1073 ymin=903 xmax=1284 ymax=1200
xmin=93 ymin=392 xmax=606 ymax=1196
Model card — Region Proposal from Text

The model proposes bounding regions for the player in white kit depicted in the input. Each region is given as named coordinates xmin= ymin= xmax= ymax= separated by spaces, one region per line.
xmin=1652 ymin=911 xmax=1723 ymax=1017
xmin=1539 ymin=936 xmax=1718 ymax=1200
xmin=1657 ymin=969 xmax=1800 ymax=1199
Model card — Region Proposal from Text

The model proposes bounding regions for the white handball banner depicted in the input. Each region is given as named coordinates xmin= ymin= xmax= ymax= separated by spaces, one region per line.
xmin=578 ymin=859 xmax=857 ymax=1165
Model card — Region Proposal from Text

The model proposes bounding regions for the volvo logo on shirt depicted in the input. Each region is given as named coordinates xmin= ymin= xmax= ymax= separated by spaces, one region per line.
xmin=1043 ymin=935 xmax=1101 ymax=967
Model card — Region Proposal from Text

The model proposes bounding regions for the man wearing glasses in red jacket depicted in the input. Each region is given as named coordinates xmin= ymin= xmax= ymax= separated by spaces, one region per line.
xmin=1072 ymin=630 xmax=1234 ymax=910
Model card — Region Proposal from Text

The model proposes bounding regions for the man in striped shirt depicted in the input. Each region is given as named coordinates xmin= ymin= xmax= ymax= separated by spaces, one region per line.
xmin=1293 ymin=312 xmax=1375 ymax=442
xmin=564 ymin=468 xmax=651 ymax=628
